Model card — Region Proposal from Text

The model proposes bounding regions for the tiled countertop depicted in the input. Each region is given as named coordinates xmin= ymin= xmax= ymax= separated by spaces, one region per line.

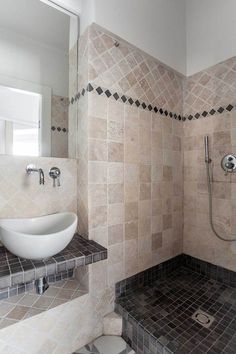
xmin=0 ymin=234 xmax=107 ymax=289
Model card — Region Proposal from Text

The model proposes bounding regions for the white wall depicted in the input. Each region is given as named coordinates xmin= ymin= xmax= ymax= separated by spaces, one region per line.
xmin=40 ymin=0 xmax=81 ymax=14
xmin=79 ymin=0 xmax=186 ymax=75
xmin=186 ymin=0 xmax=236 ymax=76
xmin=0 ymin=28 xmax=68 ymax=96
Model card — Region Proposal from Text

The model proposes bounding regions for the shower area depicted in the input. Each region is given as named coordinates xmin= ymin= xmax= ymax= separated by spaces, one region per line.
xmin=74 ymin=2 xmax=236 ymax=352
xmin=114 ymin=59 xmax=236 ymax=354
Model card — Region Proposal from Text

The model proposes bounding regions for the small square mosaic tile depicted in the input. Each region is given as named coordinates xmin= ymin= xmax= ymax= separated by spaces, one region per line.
xmin=116 ymin=266 xmax=236 ymax=353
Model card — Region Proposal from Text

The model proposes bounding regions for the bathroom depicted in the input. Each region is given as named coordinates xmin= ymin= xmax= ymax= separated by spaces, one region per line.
xmin=0 ymin=0 xmax=235 ymax=353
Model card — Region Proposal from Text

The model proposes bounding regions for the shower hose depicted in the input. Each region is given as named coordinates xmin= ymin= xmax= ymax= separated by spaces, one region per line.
xmin=206 ymin=160 xmax=236 ymax=241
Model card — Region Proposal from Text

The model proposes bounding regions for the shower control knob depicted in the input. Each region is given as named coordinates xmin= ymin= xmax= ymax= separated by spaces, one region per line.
xmin=225 ymin=162 xmax=234 ymax=170
xmin=221 ymin=154 xmax=236 ymax=173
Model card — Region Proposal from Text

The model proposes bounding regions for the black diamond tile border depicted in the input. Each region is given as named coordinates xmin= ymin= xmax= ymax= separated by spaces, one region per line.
xmin=51 ymin=126 xmax=67 ymax=133
xmin=0 ymin=234 xmax=107 ymax=290
xmin=185 ymin=104 xmax=236 ymax=121
xmin=115 ymin=255 xmax=236 ymax=354
xmin=74 ymin=83 xmax=183 ymax=121
xmin=72 ymin=82 xmax=236 ymax=123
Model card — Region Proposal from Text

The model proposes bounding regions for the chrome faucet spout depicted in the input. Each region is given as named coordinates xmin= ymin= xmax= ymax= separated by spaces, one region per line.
xmin=38 ymin=168 xmax=45 ymax=185
xmin=26 ymin=164 xmax=45 ymax=185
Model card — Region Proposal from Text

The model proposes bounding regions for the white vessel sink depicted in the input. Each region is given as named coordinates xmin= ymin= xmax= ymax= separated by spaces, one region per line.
xmin=0 ymin=212 xmax=78 ymax=260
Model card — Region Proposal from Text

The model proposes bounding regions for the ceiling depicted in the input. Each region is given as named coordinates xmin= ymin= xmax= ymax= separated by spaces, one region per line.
xmin=0 ymin=0 xmax=70 ymax=51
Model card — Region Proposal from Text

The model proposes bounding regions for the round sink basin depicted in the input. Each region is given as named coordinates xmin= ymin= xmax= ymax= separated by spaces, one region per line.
xmin=0 ymin=212 xmax=78 ymax=260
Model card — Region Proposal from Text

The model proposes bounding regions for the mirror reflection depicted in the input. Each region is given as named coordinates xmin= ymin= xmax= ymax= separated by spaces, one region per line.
xmin=0 ymin=0 xmax=78 ymax=158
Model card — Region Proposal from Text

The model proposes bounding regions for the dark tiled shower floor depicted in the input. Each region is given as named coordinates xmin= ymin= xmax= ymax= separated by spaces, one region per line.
xmin=116 ymin=267 xmax=236 ymax=354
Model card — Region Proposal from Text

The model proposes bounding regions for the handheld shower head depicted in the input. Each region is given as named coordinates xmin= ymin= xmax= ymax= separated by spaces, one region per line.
xmin=204 ymin=136 xmax=211 ymax=163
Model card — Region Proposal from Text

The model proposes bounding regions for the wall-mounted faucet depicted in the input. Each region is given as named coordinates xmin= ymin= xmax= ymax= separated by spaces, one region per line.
xmin=49 ymin=167 xmax=61 ymax=187
xmin=26 ymin=164 xmax=45 ymax=185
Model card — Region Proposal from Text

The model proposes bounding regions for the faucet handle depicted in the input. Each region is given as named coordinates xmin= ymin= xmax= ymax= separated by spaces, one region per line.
xmin=49 ymin=167 xmax=61 ymax=187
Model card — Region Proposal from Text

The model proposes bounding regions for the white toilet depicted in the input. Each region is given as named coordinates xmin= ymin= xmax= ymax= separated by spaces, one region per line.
xmin=75 ymin=335 xmax=135 ymax=354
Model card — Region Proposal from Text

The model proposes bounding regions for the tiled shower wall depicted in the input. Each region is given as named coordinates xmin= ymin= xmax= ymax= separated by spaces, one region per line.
xmin=183 ymin=56 xmax=236 ymax=272
xmin=77 ymin=23 xmax=184 ymax=285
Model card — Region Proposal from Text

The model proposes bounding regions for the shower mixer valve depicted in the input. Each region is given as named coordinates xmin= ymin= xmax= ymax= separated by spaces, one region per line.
xmin=221 ymin=154 xmax=236 ymax=174
xmin=204 ymin=135 xmax=236 ymax=242
xmin=49 ymin=167 xmax=61 ymax=187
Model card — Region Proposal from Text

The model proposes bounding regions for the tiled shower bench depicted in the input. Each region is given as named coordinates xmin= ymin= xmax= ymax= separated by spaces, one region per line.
xmin=115 ymin=255 xmax=236 ymax=354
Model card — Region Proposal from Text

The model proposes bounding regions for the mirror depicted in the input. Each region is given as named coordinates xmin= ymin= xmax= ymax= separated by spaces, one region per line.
xmin=0 ymin=0 xmax=78 ymax=158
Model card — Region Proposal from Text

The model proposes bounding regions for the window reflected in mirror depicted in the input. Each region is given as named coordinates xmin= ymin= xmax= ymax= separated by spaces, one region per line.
xmin=0 ymin=0 xmax=78 ymax=158
xmin=0 ymin=85 xmax=41 ymax=156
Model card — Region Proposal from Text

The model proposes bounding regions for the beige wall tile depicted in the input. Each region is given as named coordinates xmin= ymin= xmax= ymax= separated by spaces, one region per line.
xmin=151 ymin=215 xmax=163 ymax=234
xmin=108 ymin=262 xmax=124 ymax=286
xmin=88 ymin=117 xmax=107 ymax=139
xmin=125 ymin=221 xmax=138 ymax=240
xmin=108 ymin=203 xmax=124 ymax=225
xmin=124 ymin=164 xmax=139 ymax=183
xmin=88 ymin=93 xmax=108 ymax=118
xmin=139 ymin=200 xmax=152 ymax=218
xmin=139 ymin=218 xmax=151 ymax=237
xmin=163 ymin=214 xmax=172 ymax=230
xmin=124 ymin=239 xmax=138 ymax=277
xmin=108 ymin=142 xmax=124 ymax=162
xmin=108 ymin=100 xmax=124 ymax=122
xmin=89 ymin=205 xmax=107 ymax=229
xmin=89 ymin=139 xmax=107 ymax=161
xmin=89 ymin=184 xmax=107 ymax=206
xmin=152 ymin=233 xmax=163 ymax=251
xmin=108 ymin=121 xmax=124 ymax=142
xmin=152 ymin=199 xmax=162 ymax=216
xmin=108 ymin=224 xmax=123 ymax=245
xmin=213 ymin=131 xmax=231 ymax=148
xmin=108 ymin=184 xmax=124 ymax=204
xmin=139 ymin=164 xmax=151 ymax=183
xmin=125 ymin=202 xmax=138 ymax=222
xmin=125 ymin=183 xmax=139 ymax=202
xmin=88 ymin=162 xmax=107 ymax=184
xmin=140 ymin=183 xmax=151 ymax=200
xmin=108 ymin=162 xmax=124 ymax=183
xmin=108 ymin=243 xmax=123 ymax=265
xmin=163 ymin=166 xmax=173 ymax=181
